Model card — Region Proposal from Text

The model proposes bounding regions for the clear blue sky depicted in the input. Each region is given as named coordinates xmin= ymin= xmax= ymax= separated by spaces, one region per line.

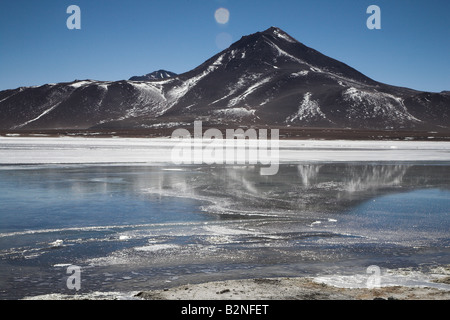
xmin=0 ymin=0 xmax=449 ymax=92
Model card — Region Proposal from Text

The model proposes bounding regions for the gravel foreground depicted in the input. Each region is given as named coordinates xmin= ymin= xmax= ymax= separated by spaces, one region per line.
xmin=23 ymin=275 xmax=450 ymax=300
xmin=135 ymin=277 xmax=450 ymax=300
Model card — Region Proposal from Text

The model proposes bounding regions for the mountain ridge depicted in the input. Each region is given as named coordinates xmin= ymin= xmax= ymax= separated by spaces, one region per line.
xmin=0 ymin=26 xmax=448 ymax=132
xmin=129 ymin=70 xmax=177 ymax=81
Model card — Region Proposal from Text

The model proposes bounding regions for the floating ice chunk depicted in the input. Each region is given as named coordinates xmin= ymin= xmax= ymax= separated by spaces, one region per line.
xmin=203 ymin=225 xmax=253 ymax=236
xmin=49 ymin=240 xmax=64 ymax=247
xmin=53 ymin=263 xmax=72 ymax=268
xmin=134 ymin=244 xmax=180 ymax=252
xmin=314 ymin=269 xmax=450 ymax=290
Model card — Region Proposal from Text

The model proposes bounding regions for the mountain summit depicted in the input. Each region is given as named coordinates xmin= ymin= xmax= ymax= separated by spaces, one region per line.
xmin=0 ymin=27 xmax=448 ymax=131
xmin=129 ymin=70 xmax=177 ymax=81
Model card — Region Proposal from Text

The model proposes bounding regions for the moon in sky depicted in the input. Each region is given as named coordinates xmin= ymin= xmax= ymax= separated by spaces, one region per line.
xmin=214 ymin=8 xmax=230 ymax=24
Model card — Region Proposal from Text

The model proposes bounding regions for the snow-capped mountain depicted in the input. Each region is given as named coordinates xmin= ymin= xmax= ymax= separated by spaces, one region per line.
xmin=129 ymin=70 xmax=177 ymax=81
xmin=0 ymin=27 xmax=448 ymax=131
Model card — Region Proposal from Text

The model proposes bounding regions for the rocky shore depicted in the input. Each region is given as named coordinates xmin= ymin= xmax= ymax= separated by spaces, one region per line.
xmin=23 ymin=274 xmax=450 ymax=300
xmin=135 ymin=277 xmax=450 ymax=300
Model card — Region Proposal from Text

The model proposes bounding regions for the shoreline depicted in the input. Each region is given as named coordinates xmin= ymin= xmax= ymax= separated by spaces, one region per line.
xmin=22 ymin=265 xmax=450 ymax=300
xmin=135 ymin=277 xmax=450 ymax=300
xmin=1 ymin=127 xmax=450 ymax=141
xmin=22 ymin=275 xmax=450 ymax=300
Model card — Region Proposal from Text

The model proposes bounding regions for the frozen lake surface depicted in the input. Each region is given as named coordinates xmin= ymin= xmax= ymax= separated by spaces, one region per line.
xmin=0 ymin=137 xmax=450 ymax=164
xmin=0 ymin=138 xmax=449 ymax=299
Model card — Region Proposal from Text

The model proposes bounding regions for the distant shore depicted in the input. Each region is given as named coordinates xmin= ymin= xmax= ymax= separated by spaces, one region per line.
xmin=1 ymin=127 xmax=450 ymax=141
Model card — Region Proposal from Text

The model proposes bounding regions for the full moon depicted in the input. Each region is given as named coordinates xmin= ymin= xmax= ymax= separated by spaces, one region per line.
xmin=214 ymin=8 xmax=230 ymax=24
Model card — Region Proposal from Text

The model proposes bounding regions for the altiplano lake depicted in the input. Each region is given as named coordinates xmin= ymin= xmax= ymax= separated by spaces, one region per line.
xmin=0 ymin=162 xmax=449 ymax=299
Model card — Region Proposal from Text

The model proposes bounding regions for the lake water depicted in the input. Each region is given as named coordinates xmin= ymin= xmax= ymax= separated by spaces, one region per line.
xmin=0 ymin=163 xmax=449 ymax=299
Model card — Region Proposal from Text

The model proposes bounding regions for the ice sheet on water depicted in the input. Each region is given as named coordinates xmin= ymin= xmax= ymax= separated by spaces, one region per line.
xmin=133 ymin=244 xmax=180 ymax=252
xmin=23 ymin=291 xmax=141 ymax=300
xmin=0 ymin=137 xmax=449 ymax=164
xmin=314 ymin=268 xmax=450 ymax=291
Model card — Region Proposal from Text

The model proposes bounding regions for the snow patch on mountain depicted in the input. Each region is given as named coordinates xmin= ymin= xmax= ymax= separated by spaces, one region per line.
xmin=69 ymin=80 xmax=93 ymax=88
xmin=286 ymin=92 xmax=327 ymax=123
xmin=13 ymin=102 xmax=63 ymax=129
xmin=272 ymin=28 xmax=296 ymax=43
xmin=157 ymin=71 xmax=175 ymax=79
xmin=129 ymin=82 xmax=165 ymax=100
xmin=309 ymin=66 xmax=324 ymax=73
xmin=116 ymin=82 xmax=168 ymax=118
xmin=210 ymin=73 xmax=263 ymax=106
xmin=214 ymin=107 xmax=256 ymax=119
xmin=0 ymin=90 xmax=22 ymax=104
xmin=291 ymin=70 xmax=309 ymax=77
xmin=343 ymin=87 xmax=422 ymax=123
xmin=166 ymin=54 xmax=226 ymax=109
xmin=227 ymin=76 xmax=272 ymax=107
xmin=11 ymin=86 xmax=78 ymax=129
xmin=142 ymin=122 xmax=189 ymax=129
xmin=97 ymin=83 xmax=109 ymax=91
xmin=264 ymin=38 xmax=304 ymax=65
